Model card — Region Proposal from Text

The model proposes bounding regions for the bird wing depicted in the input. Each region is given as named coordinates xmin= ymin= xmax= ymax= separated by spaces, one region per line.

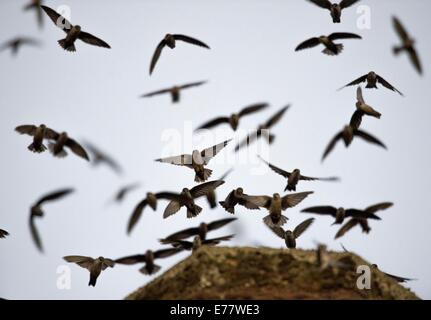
xmin=382 ymin=271 xmax=415 ymax=283
xmin=29 ymin=215 xmax=43 ymax=252
xmin=350 ymin=110 xmax=364 ymax=130
xmin=339 ymin=74 xmax=367 ymax=90
xmin=364 ymin=202 xmax=393 ymax=214
xmin=306 ymin=0 xmax=332 ymax=9
xmin=140 ymin=87 xmax=172 ymax=98
xmin=173 ymin=34 xmax=210 ymax=49
xmin=205 ymin=234 xmax=234 ymax=243
xmin=356 ymin=86 xmax=365 ymax=104
xmin=41 ymin=5 xmax=73 ymax=32
xmin=65 ymin=138 xmax=90 ymax=161
xmin=345 ymin=209 xmax=381 ymax=220
xmin=234 ymin=131 xmax=259 ymax=152
xmin=63 ymin=255 xmax=94 ymax=269
xmin=149 ymin=39 xmax=166 ymax=75
xmin=207 ymin=217 xmax=237 ymax=231
xmin=179 ymin=80 xmax=207 ymax=90
xmin=154 ymin=248 xmax=183 ymax=259
xmin=268 ymin=225 xmax=286 ymax=239
xmin=196 ymin=117 xmax=230 ymax=130
xmin=160 ymin=227 xmax=200 ymax=243
xmin=293 ymin=218 xmax=315 ymax=239
xmin=376 ymin=75 xmax=403 ymax=96
xmin=258 ymin=156 xmax=290 ymax=178
xmin=340 ymin=0 xmax=360 ymax=9
xmin=155 ymin=192 xmax=183 ymax=200
xmin=127 ymin=199 xmax=148 ymax=234
xmin=301 ymin=206 xmax=338 ymax=217
xmin=78 ymin=32 xmax=111 ymax=48
xmin=393 ymin=16 xmax=410 ymax=42
xmin=281 ymin=191 xmax=313 ymax=210
xmin=101 ymin=259 xmax=115 ymax=270
xmin=200 ymin=139 xmax=231 ymax=164
xmin=295 ymin=37 xmax=321 ymax=51
xmin=219 ymin=168 xmax=233 ymax=181
xmin=190 ymin=180 xmax=225 ymax=198
xmin=354 ymin=130 xmax=387 ymax=149
xmin=163 ymin=200 xmax=182 ymax=218
xmin=15 ymin=125 xmax=37 ymax=136
xmin=0 ymin=229 xmax=9 ymax=238
xmin=322 ymin=131 xmax=343 ymax=161
xmin=328 ymin=33 xmax=362 ymax=41
xmin=238 ymin=103 xmax=269 ymax=118
xmin=335 ymin=219 xmax=359 ymax=239
xmin=155 ymin=154 xmax=193 ymax=167
xmin=407 ymin=48 xmax=423 ymax=75
xmin=35 ymin=188 xmax=74 ymax=206
xmin=243 ymin=195 xmax=272 ymax=209
xmin=115 ymin=254 xmax=146 ymax=265
xmin=299 ymin=174 xmax=339 ymax=182
xmin=264 ymin=105 xmax=290 ymax=128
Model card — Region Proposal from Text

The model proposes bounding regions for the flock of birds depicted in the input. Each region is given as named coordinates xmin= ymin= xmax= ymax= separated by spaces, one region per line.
xmin=1 ymin=0 xmax=421 ymax=289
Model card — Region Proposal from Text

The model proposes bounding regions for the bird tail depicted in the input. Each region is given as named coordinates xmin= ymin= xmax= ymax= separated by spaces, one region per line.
xmin=194 ymin=169 xmax=212 ymax=183
xmin=323 ymin=44 xmax=343 ymax=56
xmin=28 ymin=142 xmax=46 ymax=153
xmin=285 ymin=184 xmax=296 ymax=192
xmin=48 ymin=143 xmax=67 ymax=158
xmin=187 ymin=204 xmax=202 ymax=218
xmin=263 ymin=214 xmax=288 ymax=228
xmin=219 ymin=201 xmax=234 ymax=214
xmin=139 ymin=264 xmax=161 ymax=275
xmin=88 ymin=275 xmax=97 ymax=287
xmin=369 ymin=109 xmax=382 ymax=119
xmin=365 ymin=83 xmax=378 ymax=89
xmin=58 ymin=39 xmax=76 ymax=52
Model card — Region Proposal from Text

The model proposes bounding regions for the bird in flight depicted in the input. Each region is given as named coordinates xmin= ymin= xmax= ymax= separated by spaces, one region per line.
xmin=41 ymin=5 xmax=110 ymax=51
xmin=23 ymin=0 xmax=44 ymax=28
xmin=112 ymin=183 xmax=140 ymax=204
xmin=0 ymin=37 xmax=40 ymax=56
xmin=350 ymin=86 xmax=382 ymax=130
xmin=140 ymin=81 xmax=207 ymax=103
xmin=339 ymin=71 xmax=403 ymax=96
xmin=322 ymin=125 xmax=386 ymax=161
xmin=268 ymin=218 xmax=315 ymax=249
xmin=47 ymin=130 xmax=89 ymax=161
xmin=149 ymin=33 xmax=210 ymax=75
xmin=196 ymin=103 xmax=269 ymax=132
xmin=115 ymin=248 xmax=183 ymax=275
xmin=159 ymin=218 xmax=237 ymax=244
xmin=29 ymin=188 xmax=74 ymax=252
xmin=15 ymin=124 xmax=58 ymax=153
xmin=306 ymin=0 xmax=360 ymax=23
xmin=63 ymin=256 xmax=115 ymax=287
xmin=155 ymin=139 xmax=231 ymax=183
xmin=205 ymin=169 xmax=233 ymax=208
xmin=171 ymin=235 xmax=234 ymax=252
xmin=244 ymin=191 xmax=313 ymax=227
xmin=163 ymin=180 xmax=225 ymax=219
xmin=301 ymin=205 xmax=381 ymax=225
xmin=0 ymin=229 xmax=9 ymax=239
xmin=84 ymin=142 xmax=123 ymax=175
xmin=335 ymin=202 xmax=393 ymax=239
xmin=393 ymin=16 xmax=422 ymax=75
xmin=234 ymin=105 xmax=290 ymax=152
xmin=258 ymin=156 xmax=339 ymax=191
xmin=219 ymin=187 xmax=260 ymax=214
xmin=296 ymin=32 xmax=361 ymax=55
xmin=127 ymin=191 xmax=183 ymax=234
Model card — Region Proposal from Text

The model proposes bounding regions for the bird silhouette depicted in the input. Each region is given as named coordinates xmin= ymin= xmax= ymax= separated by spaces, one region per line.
xmin=339 ymin=71 xmax=403 ymax=96
xmin=306 ymin=0 xmax=360 ymax=23
xmin=141 ymin=81 xmax=207 ymax=103
xmin=219 ymin=187 xmax=260 ymax=214
xmin=23 ymin=0 xmax=44 ymax=28
xmin=393 ymin=16 xmax=422 ymax=75
xmin=63 ymin=256 xmax=115 ymax=286
xmin=268 ymin=218 xmax=315 ymax=248
xmin=296 ymin=32 xmax=361 ymax=55
xmin=0 ymin=37 xmax=40 ymax=56
xmin=0 ymin=229 xmax=9 ymax=239
xmin=301 ymin=205 xmax=381 ymax=224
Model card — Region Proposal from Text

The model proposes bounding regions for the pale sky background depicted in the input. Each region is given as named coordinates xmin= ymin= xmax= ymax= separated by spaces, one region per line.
xmin=0 ymin=0 xmax=430 ymax=299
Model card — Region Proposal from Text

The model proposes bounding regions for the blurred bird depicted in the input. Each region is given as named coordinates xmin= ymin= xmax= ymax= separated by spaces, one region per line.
xmin=47 ymin=130 xmax=89 ymax=161
xmin=159 ymin=217 xmax=237 ymax=244
xmin=258 ymin=156 xmax=339 ymax=191
xmin=306 ymin=0 xmax=360 ymax=23
xmin=295 ymin=32 xmax=361 ymax=55
xmin=322 ymin=125 xmax=386 ymax=161
xmin=0 ymin=229 xmax=9 ymax=239
xmin=219 ymin=187 xmax=260 ymax=214
xmin=112 ymin=183 xmax=140 ymax=204
xmin=0 ymin=37 xmax=40 ymax=56
xmin=393 ymin=16 xmax=422 ymax=75
xmin=339 ymin=71 xmax=403 ymax=96
xmin=205 ymin=168 xmax=233 ymax=208
xmin=196 ymin=103 xmax=269 ymax=132
xmin=163 ymin=180 xmax=225 ymax=219
xmin=84 ymin=142 xmax=123 ymax=175
xmin=30 ymin=188 xmax=75 ymax=252
xmin=140 ymin=81 xmax=207 ymax=103
xmin=268 ymin=218 xmax=315 ymax=249
xmin=155 ymin=139 xmax=231 ymax=183
xmin=301 ymin=205 xmax=381 ymax=224
xmin=335 ymin=202 xmax=393 ymax=239
xmin=63 ymin=256 xmax=115 ymax=287
xmin=149 ymin=33 xmax=210 ymax=75
xmin=15 ymin=124 xmax=58 ymax=153
xmin=23 ymin=0 xmax=44 ymax=28
xmin=350 ymin=86 xmax=381 ymax=130
xmin=171 ymin=235 xmax=234 ymax=252
xmin=41 ymin=5 xmax=110 ymax=51
xmin=244 ymin=191 xmax=313 ymax=227
xmin=128 ymin=191 xmax=184 ymax=234
xmin=115 ymin=248 xmax=183 ymax=275
xmin=234 ymin=105 xmax=290 ymax=152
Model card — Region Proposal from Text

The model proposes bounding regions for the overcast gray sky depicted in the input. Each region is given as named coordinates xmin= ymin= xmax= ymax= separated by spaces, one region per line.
xmin=1 ymin=0 xmax=430 ymax=299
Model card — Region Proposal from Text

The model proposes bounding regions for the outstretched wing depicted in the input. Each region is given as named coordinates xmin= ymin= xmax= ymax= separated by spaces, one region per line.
xmin=281 ymin=191 xmax=313 ymax=210
xmin=35 ymin=188 xmax=74 ymax=206
xmin=29 ymin=215 xmax=43 ymax=252
xmin=268 ymin=225 xmax=286 ymax=239
xmin=63 ymin=255 xmax=94 ymax=269
xmin=340 ymin=0 xmax=360 ymax=9
xmin=258 ymin=156 xmax=290 ymax=178
xmin=15 ymin=125 xmax=37 ymax=136
xmin=200 ymin=139 xmax=231 ymax=164
xmin=322 ymin=131 xmax=343 ymax=162
xmin=364 ymin=202 xmax=393 ymax=214
xmin=306 ymin=0 xmax=332 ymax=9
xmin=376 ymin=75 xmax=403 ymax=96
xmin=65 ymin=138 xmax=90 ymax=161
xmin=155 ymin=154 xmax=193 ymax=167
xmin=127 ymin=199 xmax=148 ymax=234
xmin=179 ymin=80 xmax=207 ymax=90
xmin=328 ymin=33 xmax=362 ymax=41
xmin=149 ymin=39 xmax=166 ymax=75
xmin=41 ymin=5 xmax=73 ymax=32
xmin=196 ymin=117 xmax=230 ymax=131
xmin=78 ymin=32 xmax=111 ymax=48
xmin=299 ymin=174 xmax=339 ymax=182
xmin=301 ymin=206 xmax=337 ymax=217
xmin=238 ymin=103 xmax=269 ymax=118
xmin=190 ymin=180 xmax=225 ymax=198
xmin=115 ymin=254 xmax=146 ymax=265
xmin=293 ymin=218 xmax=315 ymax=239
xmin=295 ymin=37 xmax=321 ymax=51
xmin=207 ymin=217 xmax=237 ymax=231
xmin=354 ymin=130 xmax=387 ymax=149
xmin=160 ymin=227 xmax=199 ymax=243
xmin=173 ymin=34 xmax=210 ymax=49
xmin=335 ymin=219 xmax=359 ymax=239
xmin=264 ymin=105 xmax=290 ymax=128
xmin=243 ymin=195 xmax=272 ymax=209
xmin=339 ymin=74 xmax=367 ymax=90
xmin=154 ymin=248 xmax=183 ymax=259
xmin=393 ymin=16 xmax=409 ymax=42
